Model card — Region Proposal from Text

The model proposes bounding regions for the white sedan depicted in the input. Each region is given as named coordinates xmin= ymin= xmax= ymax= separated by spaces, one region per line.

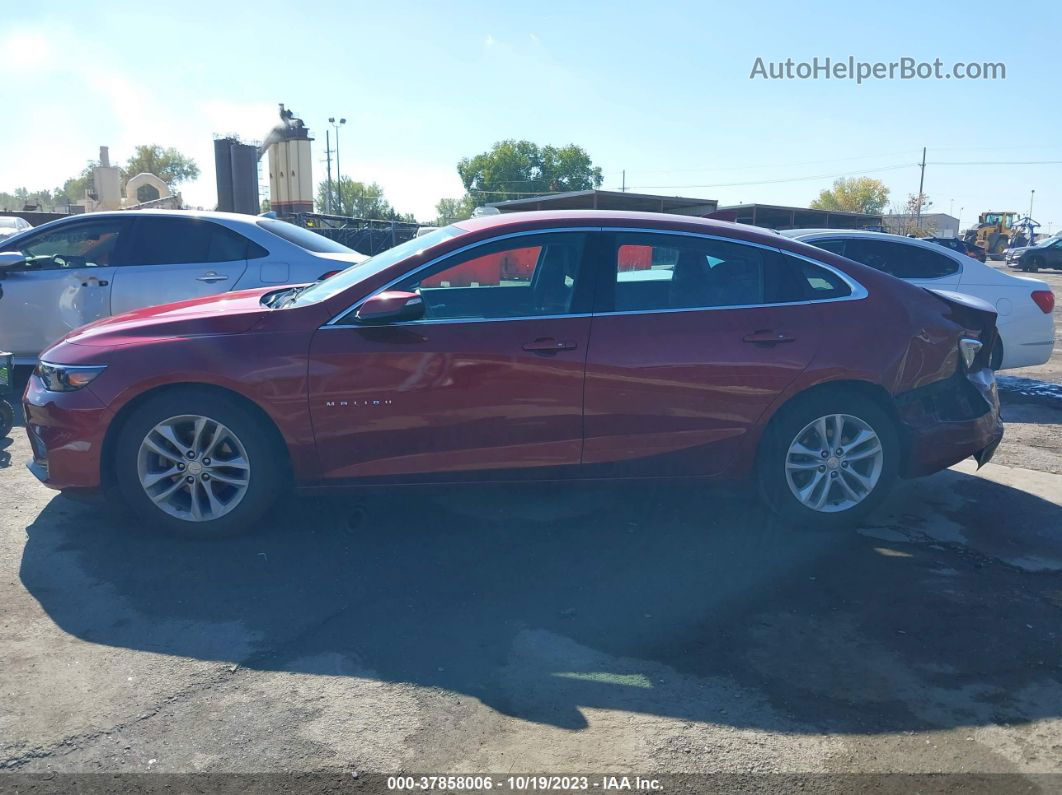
xmin=781 ymin=229 xmax=1055 ymax=370
xmin=0 ymin=215 xmax=32 ymax=240
xmin=0 ymin=210 xmax=367 ymax=364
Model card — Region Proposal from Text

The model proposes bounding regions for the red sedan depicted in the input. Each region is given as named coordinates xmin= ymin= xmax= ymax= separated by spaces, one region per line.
xmin=23 ymin=210 xmax=1003 ymax=536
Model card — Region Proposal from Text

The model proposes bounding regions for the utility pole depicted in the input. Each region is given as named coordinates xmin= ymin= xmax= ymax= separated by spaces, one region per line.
xmin=324 ymin=129 xmax=334 ymax=215
xmin=915 ymin=147 xmax=927 ymax=231
xmin=621 ymin=170 xmax=626 ymax=192
xmin=1029 ymin=188 xmax=1036 ymax=217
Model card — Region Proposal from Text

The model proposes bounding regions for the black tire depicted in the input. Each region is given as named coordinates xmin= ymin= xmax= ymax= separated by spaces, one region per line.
xmin=1027 ymin=256 xmax=1043 ymax=273
xmin=0 ymin=399 xmax=13 ymax=438
xmin=758 ymin=390 xmax=899 ymax=529
xmin=113 ymin=388 xmax=286 ymax=538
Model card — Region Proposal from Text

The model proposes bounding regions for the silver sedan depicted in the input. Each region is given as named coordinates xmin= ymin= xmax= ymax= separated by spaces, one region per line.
xmin=0 ymin=210 xmax=367 ymax=364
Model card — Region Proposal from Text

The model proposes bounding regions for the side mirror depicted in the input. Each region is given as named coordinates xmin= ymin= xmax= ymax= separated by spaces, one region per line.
xmin=0 ymin=252 xmax=26 ymax=273
xmin=355 ymin=290 xmax=425 ymax=324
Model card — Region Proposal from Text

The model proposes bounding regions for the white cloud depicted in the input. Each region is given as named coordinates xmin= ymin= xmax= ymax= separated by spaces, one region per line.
xmin=0 ymin=29 xmax=55 ymax=72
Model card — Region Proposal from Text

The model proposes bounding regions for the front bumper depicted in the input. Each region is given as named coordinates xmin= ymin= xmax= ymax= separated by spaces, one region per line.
xmin=896 ymin=367 xmax=1004 ymax=478
xmin=22 ymin=374 xmax=112 ymax=490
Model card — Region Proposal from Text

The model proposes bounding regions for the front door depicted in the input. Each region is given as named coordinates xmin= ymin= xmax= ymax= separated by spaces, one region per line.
xmin=109 ymin=217 xmax=249 ymax=315
xmin=308 ymin=231 xmax=593 ymax=480
xmin=582 ymin=231 xmax=830 ymax=476
xmin=0 ymin=217 xmax=132 ymax=359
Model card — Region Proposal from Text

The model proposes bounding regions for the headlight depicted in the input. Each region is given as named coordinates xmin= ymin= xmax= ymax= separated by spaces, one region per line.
xmin=34 ymin=362 xmax=107 ymax=392
xmin=958 ymin=338 xmax=983 ymax=371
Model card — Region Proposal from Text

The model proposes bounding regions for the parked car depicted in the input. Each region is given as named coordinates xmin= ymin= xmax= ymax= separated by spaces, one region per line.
xmin=1006 ymin=235 xmax=1062 ymax=272
xmin=0 ymin=215 xmax=32 ymax=240
xmin=25 ymin=211 xmax=1003 ymax=537
xmin=0 ymin=210 xmax=367 ymax=364
xmin=781 ymin=229 xmax=1055 ymax=370
xmin=923 ymin=235 xmax=986 ymax=262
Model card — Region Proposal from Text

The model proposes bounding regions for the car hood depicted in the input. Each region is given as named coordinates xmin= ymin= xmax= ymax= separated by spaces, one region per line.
xmin=57 ymin=286 xmax=278 ymax=350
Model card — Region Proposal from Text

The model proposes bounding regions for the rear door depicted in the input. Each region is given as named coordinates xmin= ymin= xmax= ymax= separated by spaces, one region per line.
xmin=308 ymin=230 xmax=594 ymax=480
xmin=0 ymin=217 xmax=132 ymax=358
xmin=582 ymin=231 xmax=837 ymax=476
xmin=109 ymin=217 xmax=251 ymax=314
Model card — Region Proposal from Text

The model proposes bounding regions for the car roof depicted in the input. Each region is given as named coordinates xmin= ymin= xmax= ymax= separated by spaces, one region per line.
xmin=453 ymin=209 xmax=790 ymax=248
xmin=780 ymin=227 xmax=969 ymax=250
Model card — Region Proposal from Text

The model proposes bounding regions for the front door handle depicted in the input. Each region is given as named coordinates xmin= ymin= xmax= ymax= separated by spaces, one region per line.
xmin=742 ymin=330 xmax=796 ymax=344
xmin=522 ymin=337 xmax=578 ymax=353
xmin=196 ymin=273 xmax=229 ymax=283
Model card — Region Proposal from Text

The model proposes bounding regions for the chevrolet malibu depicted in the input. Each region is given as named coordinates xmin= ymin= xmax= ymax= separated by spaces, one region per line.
xmin=24 ymin=210 xmax=1003 ymax=537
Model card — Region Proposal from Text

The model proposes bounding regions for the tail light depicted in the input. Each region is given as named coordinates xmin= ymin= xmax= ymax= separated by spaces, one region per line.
xmin=958 ymin=338 xmax=983 ymax=370
xmin=1032 ymin=290 xmax=1055 ymax=314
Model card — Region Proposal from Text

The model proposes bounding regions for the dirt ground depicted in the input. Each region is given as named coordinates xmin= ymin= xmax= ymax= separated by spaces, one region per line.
xmin=1 ymin=264 xmax=1060 ymax=791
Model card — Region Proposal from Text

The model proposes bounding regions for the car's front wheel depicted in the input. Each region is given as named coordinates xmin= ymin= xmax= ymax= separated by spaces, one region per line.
xmin=113 ymin=389 xmax=285 ymax=537
xmin=759 ymin=391 xmax=899 ymax=528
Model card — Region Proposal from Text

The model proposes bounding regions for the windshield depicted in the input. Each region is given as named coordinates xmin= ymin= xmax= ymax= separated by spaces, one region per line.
xmin=257 ymin=218 xmax=355 ymax=254
xmin=288 ymin=225 xmax=465 ymax=307
xmin=0 ymin=217 xmax=21 ymax=228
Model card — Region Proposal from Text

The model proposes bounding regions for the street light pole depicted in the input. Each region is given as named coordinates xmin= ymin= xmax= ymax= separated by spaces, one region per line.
xmin=324 ymin=129 xmax=333 ymax=215
xmin=329 ymin=117 xmax=347 ymax=215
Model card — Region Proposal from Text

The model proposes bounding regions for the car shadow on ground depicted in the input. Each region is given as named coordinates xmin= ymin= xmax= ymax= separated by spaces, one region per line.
xmin=19 ymin=469 xmax=1062 ymax=735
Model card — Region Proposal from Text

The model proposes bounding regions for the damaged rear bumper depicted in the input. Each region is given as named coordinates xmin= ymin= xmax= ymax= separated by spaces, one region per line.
xmin=896 ymin=367 xmax=1004 ymax=478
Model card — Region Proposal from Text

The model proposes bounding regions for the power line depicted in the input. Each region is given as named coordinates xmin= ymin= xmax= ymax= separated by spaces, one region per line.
xmin=626 ymin=163 xmax=913 ymax=191
xmin=608 ymin=149 xmax=920 ymax=176
xmin=928 ymin=159 xmax=1062 ymax=166
xmin=468 ymin=158 xmax=1062 ymax=197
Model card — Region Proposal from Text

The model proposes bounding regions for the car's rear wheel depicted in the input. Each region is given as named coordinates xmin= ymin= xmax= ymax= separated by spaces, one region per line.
xmin=114 ymin=389 xmax=284 ymax=538
xmin=759 ymin=391 xmax=899 ymax=528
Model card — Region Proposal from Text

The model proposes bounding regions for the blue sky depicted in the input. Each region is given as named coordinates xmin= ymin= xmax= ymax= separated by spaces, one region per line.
xmin=3 ymin=0 xmax=1061 ymax=230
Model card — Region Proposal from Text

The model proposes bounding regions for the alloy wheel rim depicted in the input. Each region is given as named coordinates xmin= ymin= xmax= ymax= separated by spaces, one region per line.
xmin=784 ymin=413 xmax=883 ymax=514
xmin=136 ymin=414 xmax=251 ymax=522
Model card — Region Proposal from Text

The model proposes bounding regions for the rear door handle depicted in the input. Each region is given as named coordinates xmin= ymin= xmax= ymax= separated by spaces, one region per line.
xmin=196 ymin=273 xmax=229 ymax=283
xmin=523 ymin=337 xmax=578 ymax=353
xmin=742 ymin=330 xmax=796 ymax=344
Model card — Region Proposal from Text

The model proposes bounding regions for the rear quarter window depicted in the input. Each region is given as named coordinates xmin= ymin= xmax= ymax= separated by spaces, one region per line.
xmin=767 ymin=252 xmax=853 ymax=303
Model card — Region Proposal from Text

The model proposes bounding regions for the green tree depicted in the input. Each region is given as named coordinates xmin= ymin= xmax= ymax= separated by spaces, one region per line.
xmin=457 ymin=140 xmax=603 ymax=202
xmin=810 ymin=177 xmax=890 ymax=215
xmin=0 ymin=187 xmax=65 ymax=212
xmin=60 ymin=160 xmax=108 ymax=205
xmin=123 ymin=145 xmax=199 ymax=188
xmin=434 ymin=194 xmax=477 ymax=225
xmin=316 ymin=177 xmax=414 ymax=221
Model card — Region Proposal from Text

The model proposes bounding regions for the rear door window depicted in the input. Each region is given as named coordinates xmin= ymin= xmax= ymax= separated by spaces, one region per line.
xmin=843 ymin=239 xmax=959 ymax=279
xmin=128 ymin=218 xmax=261 ymax=266
xmin=604 ymin=234 xmax=768 ymax=312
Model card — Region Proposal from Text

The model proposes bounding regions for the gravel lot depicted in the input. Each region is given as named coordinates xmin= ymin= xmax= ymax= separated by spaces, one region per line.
xmin=1 ymin=263 xmax=1060 ymax=790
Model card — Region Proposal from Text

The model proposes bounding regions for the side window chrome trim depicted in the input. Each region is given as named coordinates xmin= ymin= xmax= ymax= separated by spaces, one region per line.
xmin=323 ymin=225 xmax=869 ymax=328
xmin=319 ymin=313 xmax=594 ymax=329
xmin=323 ymin=226 xmax=602 ymax=327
